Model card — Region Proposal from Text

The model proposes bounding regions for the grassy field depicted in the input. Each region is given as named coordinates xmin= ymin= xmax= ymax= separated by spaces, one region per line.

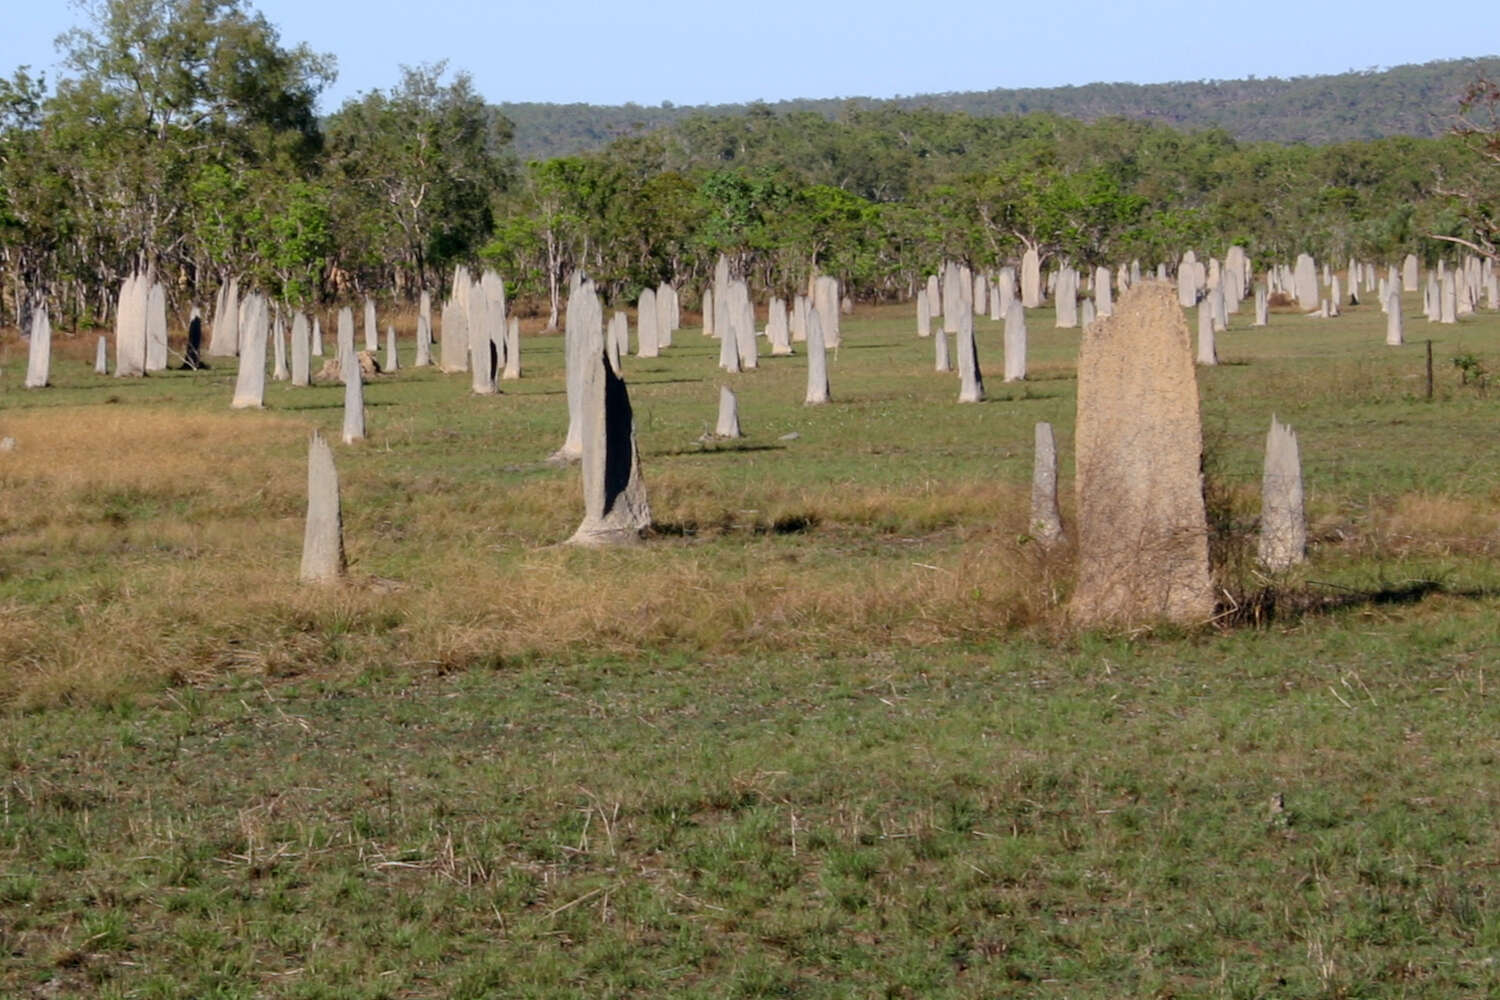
xmin=2 ymin=289 xmax=1500 ymax=997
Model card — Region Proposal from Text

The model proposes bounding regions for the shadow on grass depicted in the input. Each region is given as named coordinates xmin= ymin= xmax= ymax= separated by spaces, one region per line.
xmin=0 ymin=389 xmax=197 ymax=408
xmin=653 ymin=442 xmax=787 ymax=458
xmin=992 ymin=389 xmax=1064 ymax=402
xmin=1221 ymin=578 xmax=1491 ymax=627
xmin=649 ymin=521 xmax=700 ymax=537
xmin=650 ymin=511 xmax=815 ymax=537
xmin=275 ymin=399 xmax=401 ymax=411
xmin=273 ymin=400 xmax=348 ymax=411
xmin=631 ymin=376 xmax=718 ymax=387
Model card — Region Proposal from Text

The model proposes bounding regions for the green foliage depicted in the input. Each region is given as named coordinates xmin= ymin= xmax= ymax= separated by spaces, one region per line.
xmin=264 ymin=181 xmax=332 ymax=306
xmin=0 ymin=66 xmax=44 ymax=132
xmin=478 ymin=213 xmax=546 ymax=302
xmin=323 ymin=62 xmax=512 ymax=294
xmin=697 ymin=168 xmax=792 ymax=256
xmin=1451 ymin=351 xmax=1490 ymax=394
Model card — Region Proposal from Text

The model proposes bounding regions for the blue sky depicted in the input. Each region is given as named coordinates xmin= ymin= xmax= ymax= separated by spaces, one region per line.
xmin=2 ymin=0 xmax=1496 ymax=111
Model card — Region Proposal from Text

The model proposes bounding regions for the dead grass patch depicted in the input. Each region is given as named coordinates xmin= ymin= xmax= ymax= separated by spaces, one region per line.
xmin=0 ymin=441 xmax=1071 ymax=705
xmin=1369 ymin=493 xmax=1500 ymax=558
xmin=0 ymin=406 xmax=306 ymax=520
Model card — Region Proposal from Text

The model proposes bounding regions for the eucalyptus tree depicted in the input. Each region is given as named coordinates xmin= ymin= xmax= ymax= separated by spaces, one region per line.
xmin=1434 ymin=76 xmax=1500 ymax=260
xmin=46 ymin=0 xmax=333 ymax=296
xmin=0 ymin=68 xmax=57 ymax=325
xmin=324 ymin=63 xmax=512 ymax=298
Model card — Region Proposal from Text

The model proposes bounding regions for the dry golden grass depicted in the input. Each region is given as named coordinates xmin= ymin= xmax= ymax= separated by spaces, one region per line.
xmin=0 ymin=406 xmax=304 ymax=501
xmin=1374 ymin=493 xmax=1500 ymax=557
xmin=0 ymin=403 xmax=1070 ymax=707
xmin=0 ymin=527 xmax=1062 ymax=709
xmin=391 ymin=517 xmax=1068 ymax=670
xmin=0 ymin=325 xmax=103 ymax=365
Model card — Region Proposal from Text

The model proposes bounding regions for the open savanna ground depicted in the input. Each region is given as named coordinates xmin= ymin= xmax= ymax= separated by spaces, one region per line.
xmin=2 ymin=290 xmax=1500 ymax=997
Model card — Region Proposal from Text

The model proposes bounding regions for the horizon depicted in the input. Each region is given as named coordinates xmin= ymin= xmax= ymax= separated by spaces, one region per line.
xmin=2 ymin=1 xmax=1497 ymax=114
xmin=493 ymin=54 xmax=1500 ymax=110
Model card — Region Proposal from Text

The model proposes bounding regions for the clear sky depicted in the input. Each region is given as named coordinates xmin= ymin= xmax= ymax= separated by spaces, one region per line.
xmin=2 ymin=0 xmax=1496 ymax=112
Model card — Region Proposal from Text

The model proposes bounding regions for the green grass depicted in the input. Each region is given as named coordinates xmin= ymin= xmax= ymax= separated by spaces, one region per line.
xmin=5 ymin=622 xmax=1500 ymax=997
xmin=2 ymin=291 xmax=1500 ymax=996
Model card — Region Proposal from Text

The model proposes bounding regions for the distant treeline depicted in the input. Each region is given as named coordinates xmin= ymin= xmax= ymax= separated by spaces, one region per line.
xmin=498 ymin=57 xmax=1500 ymax=160
xmin=481 ymin=108 xmax=1492 ymax=321
xmin=1 ymin=2 xmax=1495 ymax=331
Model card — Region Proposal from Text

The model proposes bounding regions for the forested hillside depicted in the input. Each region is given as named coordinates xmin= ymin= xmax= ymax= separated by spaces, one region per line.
xmin=499 ymin=57 xmax=1500 ymax=160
